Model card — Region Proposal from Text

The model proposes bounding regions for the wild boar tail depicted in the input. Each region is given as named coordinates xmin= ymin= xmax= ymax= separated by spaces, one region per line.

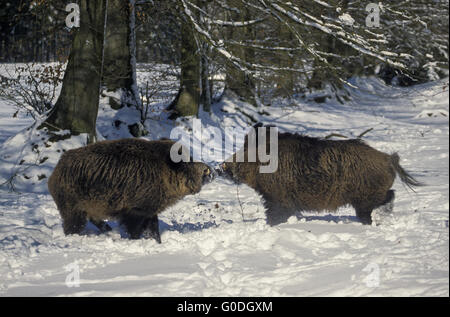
xmin=391 ymin=153 xmax=424 ymax=191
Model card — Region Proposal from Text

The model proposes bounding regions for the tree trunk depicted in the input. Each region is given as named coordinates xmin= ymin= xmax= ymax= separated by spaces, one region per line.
xmin=200 ymin=46 xmax=212 ymax=112
xmin=101 ymin=0 xmax=147 ymax=137
xmin=307 ymin=32 xmax=333 ymax=90
xmin=102 ymin=0 xmax=140 ymax=109
xmin=308 ymin=0 xmax=351 ymax=90
xmin=41 ymin=0 xmax=106 ymax=143
xmin=276 ymin=24 xmax=295 ymax=97
xmin=225 ymin=6 xmax=256 ymax=105
xmin=171 ymin=15 xmax=200 ymax=118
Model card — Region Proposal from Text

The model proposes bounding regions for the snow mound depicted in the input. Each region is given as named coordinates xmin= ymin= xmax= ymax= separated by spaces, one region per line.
xmin=0 ymin=123 xmax=93 ymax=193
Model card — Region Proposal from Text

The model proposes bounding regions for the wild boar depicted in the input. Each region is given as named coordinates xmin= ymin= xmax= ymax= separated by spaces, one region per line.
xmin=220 ymin=125 xmax=421 ymax=225
xmin=48 ymin=138 xmax=213 ymax=242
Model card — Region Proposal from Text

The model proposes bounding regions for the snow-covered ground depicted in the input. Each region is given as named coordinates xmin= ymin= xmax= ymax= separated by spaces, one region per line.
xmin=0 ymin=73 xmax=448 ymax=296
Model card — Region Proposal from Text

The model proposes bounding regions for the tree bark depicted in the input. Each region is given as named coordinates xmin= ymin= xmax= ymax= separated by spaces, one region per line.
xmin=41 ymin=0 xmax=106 ymax=143
xmin=171 ymin=14 xmax=201 ymax=118
xmin=200 ymin=46 xmax=212 ymax=112
xmin=102 ymin=0 xmax=140 ymax=109
xmin=276 ymin=23 xmax=295 ymax=97
xmin=308 ymin=0 xmax=351 ymax=90
xmin=225 ymin=6 xmax=256 ymax=105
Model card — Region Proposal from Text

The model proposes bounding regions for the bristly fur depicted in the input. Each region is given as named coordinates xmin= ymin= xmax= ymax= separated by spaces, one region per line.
xmin=48 ymin=138 xmax=212 ymax=242
xmin=222 ymin=129 xmax=422 ymax=225
xmin=390 ymin=152 xmax=423 ymax=191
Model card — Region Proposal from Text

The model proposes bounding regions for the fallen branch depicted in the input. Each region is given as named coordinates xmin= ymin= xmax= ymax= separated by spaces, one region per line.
xmin=357 ymin=128 xmax=374 ymax=139
xmin=324 ymin=133 xmax=348 ymax=140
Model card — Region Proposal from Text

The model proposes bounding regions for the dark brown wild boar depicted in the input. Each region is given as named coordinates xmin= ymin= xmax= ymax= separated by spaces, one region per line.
xmin=48 ymin=138 xmax=213 ymax=243
xmin=220 ymin=125 xmax=421 ymax=225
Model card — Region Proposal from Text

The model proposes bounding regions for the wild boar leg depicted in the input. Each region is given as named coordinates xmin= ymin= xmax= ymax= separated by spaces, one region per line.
xmin=355 ymin=207 xmax=374 ymax=225
xmin=354 ymin=188 xmax=396 ymax=225
xmin=120 ymin=212 xmax=148 ymax=239
xmin=379 ymin=190 xmax=395 ymax=213
xmin=264 ymin=201 xmax=294 ymax=226
xmin=142 ymin=215 xmax=161 ymax=244
xmin=62 ymin=208 xmax=87 ymax=235
xmin=90 ymin=219 xmax=112 ymax=233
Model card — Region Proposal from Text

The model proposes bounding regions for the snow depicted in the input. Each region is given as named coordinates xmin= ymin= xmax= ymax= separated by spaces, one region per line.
xmin=338 ymin=13 xmax=355 ymax=27
xmin=0 ymin=123 xmax=91 ymax=193
xmin=0 ymin=71 xmax=448 ymax=296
